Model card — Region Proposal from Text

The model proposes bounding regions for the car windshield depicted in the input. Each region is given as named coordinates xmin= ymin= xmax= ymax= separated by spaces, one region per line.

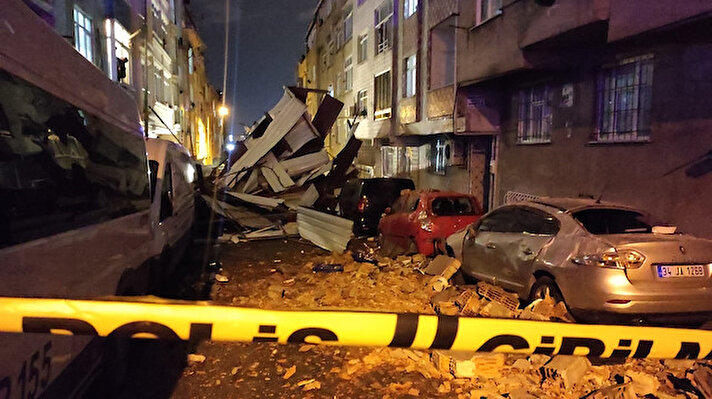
xmin=572 ymin=208 xmax=653 ymax=234
xmin=431 ymin=197 xmax=476 ymax=216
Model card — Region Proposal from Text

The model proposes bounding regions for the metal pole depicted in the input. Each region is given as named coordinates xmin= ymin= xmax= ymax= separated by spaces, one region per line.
xmin=143 ymin=0 xmax=150 ymax=139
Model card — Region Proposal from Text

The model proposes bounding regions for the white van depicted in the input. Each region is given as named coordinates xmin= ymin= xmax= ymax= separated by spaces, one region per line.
xmin=146 ymin=138 xmax=196 ymax=281
xmin=0 ymin=1 xmax=182 ymax=397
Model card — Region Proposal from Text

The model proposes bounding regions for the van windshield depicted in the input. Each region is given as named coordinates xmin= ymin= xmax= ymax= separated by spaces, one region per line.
xmin=572 ymin=209 xmax=653 ymax=234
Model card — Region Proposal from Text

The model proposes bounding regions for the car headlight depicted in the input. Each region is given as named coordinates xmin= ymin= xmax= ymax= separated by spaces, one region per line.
xmin=571 ymin=249 xmax=646 ymax=270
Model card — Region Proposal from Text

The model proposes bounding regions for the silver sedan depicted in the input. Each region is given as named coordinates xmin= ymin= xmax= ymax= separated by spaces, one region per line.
xmin=447 ymin=197 xmax=712 ymax=325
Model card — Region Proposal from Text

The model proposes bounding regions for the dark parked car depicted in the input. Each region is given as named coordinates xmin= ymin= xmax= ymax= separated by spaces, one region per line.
xmin=338 ymin=178 xmax=415 ymax=236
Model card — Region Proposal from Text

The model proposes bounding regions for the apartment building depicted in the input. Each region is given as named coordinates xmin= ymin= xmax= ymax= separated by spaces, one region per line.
xmin=299 ymin=0 xmax=475 ymax=193
xmin=301 ymin=0 xmax=712 ymax=237
xmin=183 ymin=20 xmax=222 ymax=165
xmin=455 ymin=0 xmax=712 ymax=237
xmin=22 ymin=0 xmax=225 ymax=165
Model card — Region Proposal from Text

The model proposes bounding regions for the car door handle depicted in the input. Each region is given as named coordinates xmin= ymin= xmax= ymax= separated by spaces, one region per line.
xmin=486 ymin=242 xmax=496 ymax=249
xmin=522 ymin=248 xmax=533 ymax=255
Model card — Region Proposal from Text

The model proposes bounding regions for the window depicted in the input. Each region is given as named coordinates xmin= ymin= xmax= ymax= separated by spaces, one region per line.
xmin=477 ymin=208 xmax=519 ymax=233
xmin=113 ymin=21 xmax=131 ymax=83
xmin=431 ymin=197 xmax=478 ymax=216
xmin=573 ymin=209 xmax=653 ymax=235
xmin=73 ymin=6 xmax=93 ymax=62
xmin=429 ymin=18 xmax=455 ymax=89
xmin=403 ymin=55 xmax=416 ymax=98
xmin=517 ymin=85 xmax=552 ymax=144
xmin=595 ymin=55 xmax=654 ymax=142
xmin=0 ymin=70 xmax=150 ymax=248
xmin=375 ymin=0 xmax=393 ymax=55
xmin=344 ymin=56 xmax=353 ymax=92
xmin=188 ymin=48 xmax=194 ymax=74
xmin=358 ymin=34 xmax=368 ymax=63
xmin=431 ymin=136 xmax=449 ymax=175
xmin=343 ymin=5 xmax=353 ymax=43
xmin=327 ymin=40 xmax=335 ymax=67
xmin=514 ymin=207 xmax=559 ymax=235
xmin=380 ymin=146 xmax=403 ymax=177
xmin=357 ymin=89 xmax=368 ymax=116
xmin=404 ymin=0 xmax=418 ymax=18
xmin=374 ymin=71 xmax=392 ymax=119
xmin=477 ymin=0 xmax=502 ymax=25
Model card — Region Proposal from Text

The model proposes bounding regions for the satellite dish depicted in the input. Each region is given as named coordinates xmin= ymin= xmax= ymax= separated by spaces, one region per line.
xmin=535 ymin=0 xmax=556 ymax=6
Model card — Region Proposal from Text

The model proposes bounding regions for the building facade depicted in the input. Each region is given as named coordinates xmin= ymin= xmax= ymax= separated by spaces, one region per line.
xmin=22 ymin=0 xmax=225 ymax=165
xmin=300 ymin=0 xmax=712 ymax=237
xmin=455 ymin=0 xmax=712 ymax=237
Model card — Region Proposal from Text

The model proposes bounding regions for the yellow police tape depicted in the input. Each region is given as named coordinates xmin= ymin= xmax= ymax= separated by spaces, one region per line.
xmin=1 ymin=297 xmax=711 ymax=360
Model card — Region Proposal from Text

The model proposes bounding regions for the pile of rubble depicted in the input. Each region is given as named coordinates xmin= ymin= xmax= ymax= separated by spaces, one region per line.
xmin=198 ymin=240 xmax=712 ymax=398
xmin=337 ymin=346 xmax=712 ymax=398
xmin=207 ymin=87 xmax=359 ymax=248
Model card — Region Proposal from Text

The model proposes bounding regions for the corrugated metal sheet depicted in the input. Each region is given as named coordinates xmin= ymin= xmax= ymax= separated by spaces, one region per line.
xmin=296 ymin=207 xmax=353 ymax=253
xmin=223 ymin=88 xmax=307 ymax=187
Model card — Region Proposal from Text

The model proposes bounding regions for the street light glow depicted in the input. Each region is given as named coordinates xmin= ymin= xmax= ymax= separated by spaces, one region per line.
xmin=225 ymin=142 xmax=236 ymax=152
xmin=218 ymin=105 xmax=229 ymax=117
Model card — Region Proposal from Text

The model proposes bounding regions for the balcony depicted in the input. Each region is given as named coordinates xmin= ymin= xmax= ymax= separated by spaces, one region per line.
xmin=459 ymin=0 xmax=610 ymax=84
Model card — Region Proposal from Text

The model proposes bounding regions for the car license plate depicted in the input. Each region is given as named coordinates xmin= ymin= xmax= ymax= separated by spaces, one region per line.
xmin=656 ymin=265 xmax=705 ymax=278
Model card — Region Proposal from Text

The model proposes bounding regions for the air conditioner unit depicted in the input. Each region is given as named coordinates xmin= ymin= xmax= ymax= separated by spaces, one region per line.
xmin=435 ymin=136 xmax=465 ymax=167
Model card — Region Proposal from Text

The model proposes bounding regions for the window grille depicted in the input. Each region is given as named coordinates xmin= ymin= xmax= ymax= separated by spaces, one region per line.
xmin=517 ymin=85 xmax=552 ymax=144
xmin=594 ymin=55 xmax=654 ymax=143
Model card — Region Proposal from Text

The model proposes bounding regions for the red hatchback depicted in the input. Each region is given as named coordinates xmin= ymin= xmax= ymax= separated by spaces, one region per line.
xmin=378 ymin=190 xmax=483 ymax=257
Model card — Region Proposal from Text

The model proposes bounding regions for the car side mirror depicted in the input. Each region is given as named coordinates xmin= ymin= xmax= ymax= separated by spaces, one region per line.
xmin=384 ymin=207 xmax=392 ymax=215
xmin=466 ymin=224 xmax=477 ymax=240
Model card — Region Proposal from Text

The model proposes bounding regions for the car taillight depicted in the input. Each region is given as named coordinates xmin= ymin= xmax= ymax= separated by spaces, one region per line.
xmin=357 ymin=197 xmax=369 ymax=213
xmin=417 ymin=210 xmax=433 ymax=232
xmin=571 ymin=249 xmax=646 ymax=270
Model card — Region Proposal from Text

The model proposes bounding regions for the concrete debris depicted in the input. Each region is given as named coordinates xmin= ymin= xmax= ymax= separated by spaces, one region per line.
xmin=541 ymin=355 xmax=591 ymax=389
xmin=692 ymin=366 xmax=712 ymax=398
xmin=626 ymin=369 xmax=660 ymax=396
xmin=428 ymin=276 xmax=450 ymax=292
xmin=430 ymin=351 xmax=505 ymax=379
xmin=662 ymin=359 xmax=696 ymax=371
xmin=208 ymin=241 xmax=700 ymax=399
xmin=282 ymin=365 xmax=296 ymax=380
xmin=422 ymin=255 xmax=460 ymax=278
xmin=476 ymin=281 xmax=520 ymax=312
xmin=298 ymin=379 xmax=321 ymax=391
xmin=586 ymin=383 xmax=635 ymax=399
xmin=186 ymin=354 xmax=206 ymax=364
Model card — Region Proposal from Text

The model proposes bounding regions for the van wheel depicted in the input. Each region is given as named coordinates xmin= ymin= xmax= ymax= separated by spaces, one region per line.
xmin=529 ymin=276 xmax=565 ymax=304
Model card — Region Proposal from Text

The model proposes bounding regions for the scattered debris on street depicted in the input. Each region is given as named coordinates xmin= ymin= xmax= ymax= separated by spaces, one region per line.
xmin=172 ymin=239 xmax=712 ymax=399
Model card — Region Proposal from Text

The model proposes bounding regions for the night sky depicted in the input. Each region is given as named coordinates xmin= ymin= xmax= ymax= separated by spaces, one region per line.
xmin=187 ymin=0 xmax=318 ymax=136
